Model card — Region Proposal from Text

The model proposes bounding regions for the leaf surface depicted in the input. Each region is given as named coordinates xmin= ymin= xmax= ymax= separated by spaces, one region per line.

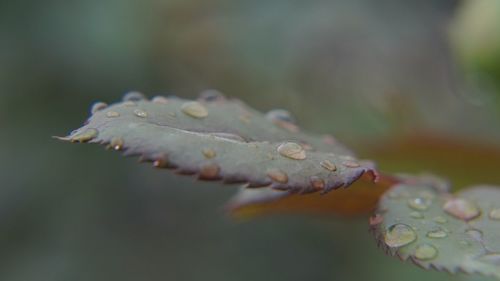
xmin=371 ymin=181 xmax=500 ymax=279
xmin=59 ymin=92 xmax=376 ymax=193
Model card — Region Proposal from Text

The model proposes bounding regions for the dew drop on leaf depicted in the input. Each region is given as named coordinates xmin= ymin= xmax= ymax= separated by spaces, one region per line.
xmin=199 ymin=163 xmax=220 ymax=180
xmin=239 ymin=114 xmax=251 ymax=124
xmin=426 ymin=228 xmax=448 ymax=239
xmin=408 ymin=197 xmax=432 ymax=211
xmin=277 ymin=142 xmax=306 ymax=160
xmin=384 ymin=224 xmax=417 ymax=248
xmin=414 ymin=244 xmax=438 ymax=260
xmin=134 ymin=109 xmax=148 ymax=118
xmin=110 ymin=137 xmax=124 ymax=151
xmin=266 ymin=109 xmax=296 ymax=124
xmin=320 ymin=160 xmax=337 ymax=172
xmin=310 ymin=176 xmax=325 ymax=190
xmin=267 ymin=169 xmax=288 ymax=184
xmin=122 ymin=101 xmax=136 ymax=107
xmin=91 ymin=102 xmax=108 ymax=114
xmin=153 ymin=156 xmax=168 ymax=168
xmin=123 ymin=91 xmax=145 ymax=102
xmin=202 ymin=148 xmax=216 ymax=159
xmin=488 ymin=208 xmax=500 ymax=220
xmin=370 ymin=214 xmax=384 ymax=226
xmin=106 ymin=111 xmax=120 ymax=118
xmin=152 ymin=96 xmax=169 ymax=104
xmin=443 ymin=198 xmax=481 ymax=221
xmin=181 ymin=101 xmax=208 ymax=118
xmin=199 ymin=89 xmax=225 ymax=102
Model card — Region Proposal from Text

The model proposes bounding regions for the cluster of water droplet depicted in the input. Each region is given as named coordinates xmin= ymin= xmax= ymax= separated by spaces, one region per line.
xmin=62 ymin=91 xmax=369 ymax=192
xmin=378 ymin=184 xmax=500 ymax=270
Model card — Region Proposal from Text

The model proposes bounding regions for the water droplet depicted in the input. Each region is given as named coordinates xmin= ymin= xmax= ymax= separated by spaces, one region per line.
xmin=71 ymin=128 xmax=98 ymax=143
xmin=106 ymin=111 xmax=120 ymax=118
xmin=443 ymin=198 xmax=481 ymax=221
xmin=202 ymin=148 xmax=216 ymax=159
xmin=407 ymin=197 xmax=432 ymax=211
xmin=478 ymin=253 xmax=500 ymax=265
xmin=153 ymin=156 xmax=168 ymax=168
xmin=310 ymin=176 xmax=325 ymax=190
xmin=489 ymin=208 xmax=500 ymax=220
xmin=199 ymin=89 xmax=225 ymax=101
xmin=123 ymin=91 xmax=145 ymax=102
xmin=384 ymin=224 xmax=417 ymax=248
xmin=267 ymin=169 xmax=288 ymax=184
xmin=277 ymin=142 xmax=306 ymax=160
xmin=152 ymin=96 xmax=169 ymax=104
xmin=266 ymin=109 xmax=296 ymax=124
xmin=91 ymin=102 xmax=108 ymax=114
xmin=427 ymin=228 xmax=448 ymax=239
xmin=466 ymin=229 xmax=483 ymax=241
xmin=239 ymin=114 xmax=251 ymax=124
xmin=199 ymin=163 xmax=220 ymax=180
xmin=369 ymin=214 xmax=384 ymax=226
xmin=181 ymin=101 xmax=208 ymax=118
xmin=320 ymin=160 xmax=337 ymax=172
xmin=414 ymin=244 xmax=438 ymax=260
xmin=123 ymin=101 xmax=137 ymax=107
xmin=266 ymin=109 xmax=299 ymax=132
xmin=410 ymin=212 xmax=424 ymax=219
xmin=134 ymin=109 xmax=148 ymax=118
xmin=433 ymin=216 xmax=447 ymax=224
xmin=110 ymin=137 xmax=124 ymax=151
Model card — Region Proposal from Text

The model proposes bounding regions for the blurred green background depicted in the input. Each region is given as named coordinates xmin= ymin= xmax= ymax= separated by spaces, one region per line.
xmin=1 ymin=0 xmax=500 ymax=280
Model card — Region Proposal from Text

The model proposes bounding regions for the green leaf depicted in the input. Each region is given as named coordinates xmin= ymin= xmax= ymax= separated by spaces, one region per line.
xmin=371 ymin=181 xmax=500 ymax=279
xmin=58 ymin=92 xmax=376 ymax=193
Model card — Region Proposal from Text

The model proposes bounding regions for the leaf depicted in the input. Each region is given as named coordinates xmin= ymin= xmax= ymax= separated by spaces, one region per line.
xmin=370 ymin=181 xmax=500 ymax=279
xmin=227 ymin=172 xmax=397 ymax=219
xmin=58 ymin=92 xmax=377 ymax=193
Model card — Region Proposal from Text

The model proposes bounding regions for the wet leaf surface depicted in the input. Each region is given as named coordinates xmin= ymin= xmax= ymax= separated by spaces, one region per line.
xmin=58 ymin=92 xmax=377 ymax=193
xmin=371 ymin=182 xmax=500 ymax=279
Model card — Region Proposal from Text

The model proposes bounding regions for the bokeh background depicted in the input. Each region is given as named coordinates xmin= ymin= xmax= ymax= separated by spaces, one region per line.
xmin=1 ymin=0 xmax=500 ymax=280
